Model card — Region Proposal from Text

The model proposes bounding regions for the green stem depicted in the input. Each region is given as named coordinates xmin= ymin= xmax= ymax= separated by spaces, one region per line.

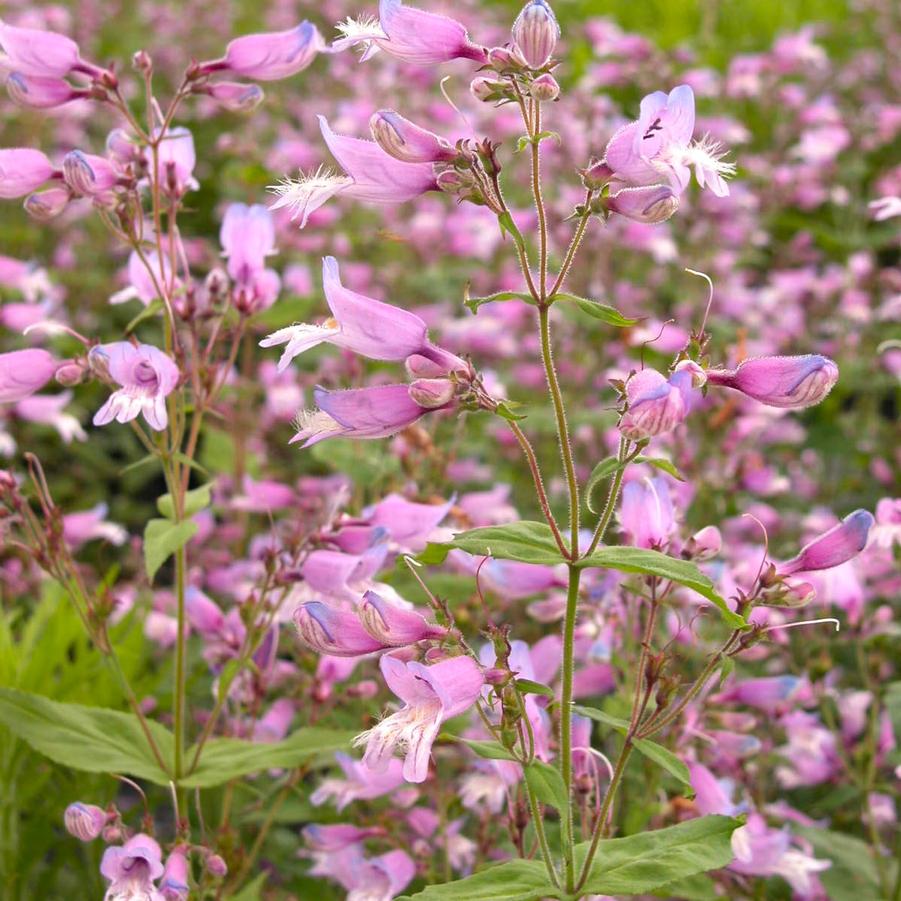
xmin=585 ymin=439 xmax=631 ymax=558
xmin=530 ymin=100 xmax=549 ymax=299
xmin=575 ymin=741 xmax=634 ymax=892
xmin=559 ymin=564 xmax=582 ymax=893
xmin=538 ymin=305 xmax=580 ymax=552
xmin=524 ymin=779 xmax=562 ymax=889
xmin=550 ymin=190 xmax=594 ymax=299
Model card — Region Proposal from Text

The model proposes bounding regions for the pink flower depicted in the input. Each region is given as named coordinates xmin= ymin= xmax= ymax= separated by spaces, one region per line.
xmin=62 ymin=150 xmax=118 ymax=197
xmin=261 ymin=257 xmax=434 ymax=371
xmin=151 ymin=127 xmax=197 ymax=197
xmin=358 ymin=590 xmax=448 ymax=645
xmin=219 ymin=202 xmax=280 ymax=311
xmin=777 ymin=509 xmax=874 ymax=576
xmin=269 ymin=117 xmax=437 ymax=227
xmin=355 ymin=654 xmax=484 ymax=782
xmin=311 ymin=751 xmax=407 ymax=809
xmin=6 ymin=72 xmax=81 ymax=108
xmin=0 ymin=348 xmax=57 ymax=402
xmin=606 ymin=184 xmax=680 ymax=223
xmin=512 ymin=0 xmax=560 ymax=69
xmin=90 ymin=342 xmax=180 ymax=432
xmin=159 ymin=849 xmax=189 ymax=901
xmin=705 ymin=355 xmax=838 ymax=408
xmin=334 ymin=0 xmax=487 ymax=66
xmin=618 ymin=367 xmax=693 ymax=441
xmin=0 ymin=148 xmax=55 ymax=198
xmin=369 ymin=110 xmax=457 ymax=164
xmin=291 ymin=383 xmax=452 ymax=447
xmin=63 ymin=802 xmax=106 ymax=841
xmin=202 ymin=21 xmax=323 ymax=81
xmin=295 ymin=601 xmax=390 ymax=656
xmin=62 ymin=503 xmax=127 ymax=549
xmin=0 ymin=20 xmax=83 ymax=78
xmin=619 ymin=476 xmax=675 ymax=549
xmin=310 ymin=844 xmax=415 ymax=901
xmin=100 ymin=833 xmax=165 ymax=900
xmin=604 ymin=85 xmax=735 ymax=197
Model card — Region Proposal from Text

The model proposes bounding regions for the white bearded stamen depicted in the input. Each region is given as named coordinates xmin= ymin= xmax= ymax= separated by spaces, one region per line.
xmin=682 ymin=134 xmax=737 ymax=179
xmin=292 ymin=409 xmax=344 ymax=443
xmin=335 ymin=15 xmax=386 ymax=40
xmin=267 ymin=166 xmax=352 ymax=224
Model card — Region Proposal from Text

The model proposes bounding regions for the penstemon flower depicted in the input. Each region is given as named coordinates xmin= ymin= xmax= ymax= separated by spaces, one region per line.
xmin=90 ymin=342 xmax=180 ymax=431
xmin=355 ymin=654 xmax=485 ymax=782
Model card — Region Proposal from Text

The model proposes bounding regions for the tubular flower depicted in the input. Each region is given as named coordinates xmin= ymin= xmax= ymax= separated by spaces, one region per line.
xmin=0 ymin=348 xmax=58 ymax=402
xmin=705 ymin=354 xmax=839 ymax=408
xmin=290 ymin=383 xmax=453 ymax=447
xmin=619 ymin=477 xmax=675 ymax=549
xmin=261 ymin=257 xmax=463 ymax=372
xmin=269 ymin=117 xmax=437 ymax=227
xmin=90 ymin=342 xmax=180 ymax=432
xmin=355 ymin=654 xmax=485 ymax=782
xmin=512 ymin=0 xmax=559 ymax=69
xmin=604 ymin=84 xmax=735 ymax=198
xmin=294 ymin=601 xmax=390 ymax=656
xmin=198 ymin=21 xmax=323 ymax=81
xmin=100 ymin=834 xmax=165 ymax=901
xmin=0 ymin=148 xmax=56 ymax=198
xmin=6 ymin=72 xmax=81 ymax=108
xmin=618 ymin=367 xmax=695 ymax=441
xmin=220 ymin=202 xmax=280 ymax=311
xmin=369 ymin=110 xmax=457 ymax=164
xmin=777 ymin=510 xmax=875 ymax=576
xmin=0 ymin=20 xmax=85 ymax=78
xmin=333 ymin=0 xmax=488 ymax=66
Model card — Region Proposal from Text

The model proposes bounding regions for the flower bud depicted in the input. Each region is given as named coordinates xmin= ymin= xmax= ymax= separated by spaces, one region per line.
xmin=370 ymin=110 xmax=457 ymax=164
xmin=512 ymin=0 xmax=560 ymax=69
xmin=204 ymin=81 xmax=264 ymax=112
xmin=7 ymin=73 xmax=79 ymax=109
xmin=705 ymin=354 xmax=839 ymax=409
xmin=759 ymin=580 xmax=816 ymax=608
xmin=470 ymin=76 xmax=508 ymax=103
xmin=607 ymin=185 xmax=679 ymax=224
xmin=160 ymin=848 xmax=189 ymax=901
xmin=579 ymin=158 xmax=612 ymax=190
xmin=529 ymin=73 xmax=559 ymax=101
xmin=487 ymin=46 xmax=527 ymax=69
xmin=205 ymin=853 xmax=228 ymax=878
xmin=24 ymin=186 xmax=70 ymax=220
xmin=673 ymin=359 xmax=707 ymax=388
xmin=132 ymin=49 xmax=153 ymax=73
xmin=684 ymin=525 xmax=721 ymax=561
xmin=778 ymin=509 xmax=874 ymax=576
xmin=408 ymin=378 xmax=455 ymax=409
xmin=62 ymin=150 xmax=117 ymax=196
xmin=55 ymin=360 xmax=87 ymax=387
xmin=64 ymin=802 xmax=106 ymax=841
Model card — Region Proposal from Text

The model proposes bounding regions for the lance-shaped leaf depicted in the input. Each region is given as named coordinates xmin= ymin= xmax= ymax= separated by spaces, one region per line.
xmin=555 ymin=292 xmax=640 ymax=327
xmin=397 ymin=858 xmax=555 ymax=901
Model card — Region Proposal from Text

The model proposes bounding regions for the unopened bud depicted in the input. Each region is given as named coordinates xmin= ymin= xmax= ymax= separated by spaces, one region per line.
xmin=409 ymin=378 xmax=455 ymax=409
xmin=24 ymin=187 xmax=70 ymax=221
xmin=684 ymin=525 xmax=721 ymax=561
xmin=204 ymin=81 xmax=264 ymax=113
xmin=529 ymin=73 xmax=559 ymax=101
xmin=55 ymin=360 xmax=87 ymax=387
xmin=132 ymin=50 xmax=153 ymax=73
xmin=470 ymin=76 xmax=508 ymax=103
xmin=370 ymin=110 xmax=457 ymax=164
xmin=580 ymin=158 xmax=613 ymax=190
xmin=64 ymin=802 xmax=107 ymax=841
xmin=205 ymin=853 xmax=228 ymax=877
xmin=607 ymin=185 xmax=680 ymax=224
xmin=512 ymin=0 xmax=560 ymax=69
xmin=487 ymin=46 xmax=527 ymax=70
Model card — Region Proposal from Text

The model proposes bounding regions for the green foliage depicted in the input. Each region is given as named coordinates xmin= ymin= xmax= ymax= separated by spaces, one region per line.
xmin=143 ymin=517 xmax=199 ymax=581
xmin=524 ymin=760 xmax=569 ymax=812
xmin=181 ymin=728 xmax=355 ymax=788
xmin=420 ymin=522 xmax=746 ymax=627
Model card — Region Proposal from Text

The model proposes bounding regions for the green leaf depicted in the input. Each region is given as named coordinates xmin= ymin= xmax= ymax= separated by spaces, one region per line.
xmin=555 ymin=293 xmax=640 ymax=327
xmin=634 ymin=455 xmax=685 ymax=481
xmin=576 ymin=815 xmax=741 ymax=895
xmin=573 ymin=706 xmax=691 ymax=786
xmin=125 ymin=298 xmax=163 ymax=334
xmin=440 ymin=734 xmax=519 ymax=761
xmin=632 ymin=738 xmax=692 ymax=787
xmin=794 ymin=826 xmax=890 ymax=901
xmin=580 ymin=546 xmax=746 ymax=628
xmin=514 ymin=130 xmax=561 ymax=152
xmin=156 ymin=483 xmax=212 ymax=520
xmin=227 ymin=873 xmax=268 ymax=901
xmin=428 ymin=523 xmax=745 ymax=627
xmin=494 ymin=400 xmax=529 ymax=422
xmin=464 ymin=288 xmax=535 ymax=314
xmin=0 ymin=688 xmax=173 ymax=784
xmin=572 ymin=705 xmax=630 ymax=731
xmin=497 ymin=211 xmax=527 ymax=253
xmin=651 ymin=873 xmax=720 ymax=900
xmin=524 ymin=759 xmax=569 ymax=811
xmin=585 ymin=456 xmax=622 ymax=514
xmin=143 ymin=518 xmax=199 ymax=582
xmin=397 ymin=859 xmax=555 ymax=901
xmin=182 ymin=728 xmax=354 ymax=788
xmin=515 ymin=678 xmax=555 ymax=699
